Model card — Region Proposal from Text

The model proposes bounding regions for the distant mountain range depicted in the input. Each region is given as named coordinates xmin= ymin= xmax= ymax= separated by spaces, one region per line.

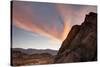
xmin=11 ymin=48 xmax=57 ymax=66
xmin=12 ymin=48 xmax=58 ymax=55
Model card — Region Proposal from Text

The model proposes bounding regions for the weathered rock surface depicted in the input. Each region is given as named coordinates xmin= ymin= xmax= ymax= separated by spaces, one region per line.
xmin=54 ymin=12 xmax=97 ymax=63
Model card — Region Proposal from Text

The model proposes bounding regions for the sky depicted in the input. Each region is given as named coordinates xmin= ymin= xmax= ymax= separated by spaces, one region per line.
xmin=12 ymin=1 xmax=97 ymax=50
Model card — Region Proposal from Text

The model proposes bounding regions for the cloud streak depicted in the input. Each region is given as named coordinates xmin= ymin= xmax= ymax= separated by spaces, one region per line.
xmin=12 ymin=1 xmax=97 ymax=43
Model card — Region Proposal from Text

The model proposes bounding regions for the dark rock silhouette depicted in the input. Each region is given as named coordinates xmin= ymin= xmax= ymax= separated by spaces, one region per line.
xmin=54 ymin=12 xmax=97 ymax=63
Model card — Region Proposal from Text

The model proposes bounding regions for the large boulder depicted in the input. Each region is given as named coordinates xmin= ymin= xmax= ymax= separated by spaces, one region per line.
xmin=54 ymin=12 xmax=97 ymax=63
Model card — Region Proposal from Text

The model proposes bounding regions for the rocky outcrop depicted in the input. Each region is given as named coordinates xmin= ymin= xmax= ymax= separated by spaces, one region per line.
xmin=54 ymin=12 xmax=97 ymax=63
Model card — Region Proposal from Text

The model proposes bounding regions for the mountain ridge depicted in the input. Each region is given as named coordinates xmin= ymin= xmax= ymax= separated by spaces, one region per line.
xmin=54 ymin=12 xmax=97 ymax=63
xmin=12 ymin=48 xmax=58 ymax=55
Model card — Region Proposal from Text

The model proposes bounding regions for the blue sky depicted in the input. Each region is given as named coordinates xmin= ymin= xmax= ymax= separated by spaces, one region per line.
xmin=12 ymin=1 xmax=97 ymax=50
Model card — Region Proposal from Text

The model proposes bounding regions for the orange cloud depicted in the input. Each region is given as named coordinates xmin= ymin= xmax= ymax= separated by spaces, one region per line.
xmin=13 ymin=2 xmax=97 ymax=43
xmin=55 ymin=4 xmax=71 ymax=41
xmin=12 ymin=2 xmax=72 ymax=43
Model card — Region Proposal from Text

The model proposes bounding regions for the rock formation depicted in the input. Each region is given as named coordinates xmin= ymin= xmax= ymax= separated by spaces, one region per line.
xmin=54 ymin=12 xmax=97 ymax=63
